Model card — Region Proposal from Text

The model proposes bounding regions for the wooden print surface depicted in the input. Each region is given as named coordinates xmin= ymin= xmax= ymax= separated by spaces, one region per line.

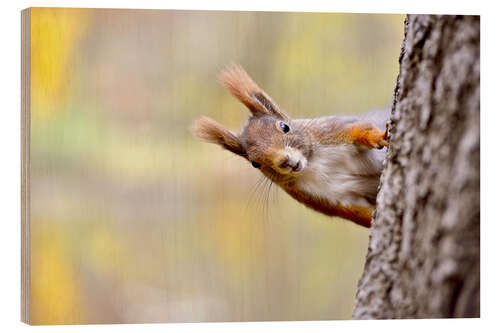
xmin=23 ymin=8 xmax=404 ymax=324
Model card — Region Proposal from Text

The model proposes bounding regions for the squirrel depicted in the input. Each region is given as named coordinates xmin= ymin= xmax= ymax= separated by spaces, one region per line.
xmin=191 ymin=64 xmax=389 ymax=228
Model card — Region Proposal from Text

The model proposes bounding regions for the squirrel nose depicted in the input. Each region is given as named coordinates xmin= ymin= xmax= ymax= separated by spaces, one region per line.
xmin=279 ymin=156 xmax=291 ymax=169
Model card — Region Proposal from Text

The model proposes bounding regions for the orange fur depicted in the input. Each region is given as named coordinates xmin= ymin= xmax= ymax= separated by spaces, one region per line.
xmin=348 ymin=123 xmax=388 ymax=149
xmin=339 ymin=205 xmax=373 ymax=228
xmin=191 ymin=116 xmax=246 ymax=157
xmin=284 ymin=186 xmax=373 ymax=228
xmin=218 ymin=64 xmax=288 ymax=119
xmin=218 ymin=64 xmax=263 ymax=113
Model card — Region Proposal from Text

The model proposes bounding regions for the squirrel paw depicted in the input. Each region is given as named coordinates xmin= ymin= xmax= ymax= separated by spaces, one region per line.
xmin=350 ymin=123 xmax=389 ymax=149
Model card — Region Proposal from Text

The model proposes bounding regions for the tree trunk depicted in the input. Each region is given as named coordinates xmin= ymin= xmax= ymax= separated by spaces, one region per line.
xmin=353 ymin=15 xmax=480 ymax=319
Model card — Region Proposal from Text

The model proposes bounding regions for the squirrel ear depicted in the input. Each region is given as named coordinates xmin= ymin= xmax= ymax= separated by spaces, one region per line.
xmin=218 ymin=64 xmax=288 ymax=119
xmin=191 ymin=116 xmax=246 ymax=157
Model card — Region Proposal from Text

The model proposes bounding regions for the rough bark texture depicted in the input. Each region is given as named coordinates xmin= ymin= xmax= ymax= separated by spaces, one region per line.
xmin=353 ymin=15 xmax=480 ymax=319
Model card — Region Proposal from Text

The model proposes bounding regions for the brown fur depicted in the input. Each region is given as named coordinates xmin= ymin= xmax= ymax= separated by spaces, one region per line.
xmin=284 ymin=185 xmax=372 ymax=227
xmin=218 ymin=64 xmax=289 ymax=119
xmin=190 ymin=116 xmax=246 ymax=157
xmin=348 ymin=123 xmax=388 ymax=149
xmin=191 ymin=65 xmax=389 ymax=228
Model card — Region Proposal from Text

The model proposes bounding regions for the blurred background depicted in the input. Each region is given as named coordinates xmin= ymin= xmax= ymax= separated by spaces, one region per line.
xmin=29 ymin=8 xmax=404 ymax=324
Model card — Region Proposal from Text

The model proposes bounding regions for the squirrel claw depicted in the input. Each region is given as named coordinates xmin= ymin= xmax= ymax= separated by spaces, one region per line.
xmin=376 ymin=139 xmax=388 ymax=149
xmin=371 ymin=121 xmax=390 ymax=149
xmin=383 ymin=121 xmax=390 ymax=140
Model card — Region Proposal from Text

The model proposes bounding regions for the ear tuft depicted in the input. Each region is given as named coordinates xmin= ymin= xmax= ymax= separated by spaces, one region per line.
xmin=218 ymin=63 xmax=289 ymax=119
xmin=191 ymin=116 xmax=246 ymax=157
xmin=218 ymin=63 xmax=263 ymax=114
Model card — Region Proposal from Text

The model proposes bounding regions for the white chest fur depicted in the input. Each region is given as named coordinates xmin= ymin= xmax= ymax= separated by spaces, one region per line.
xmin=294 ymin=144 xmax=384 ymax=208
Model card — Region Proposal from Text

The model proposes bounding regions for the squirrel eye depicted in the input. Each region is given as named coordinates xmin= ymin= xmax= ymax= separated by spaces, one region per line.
xmin=279 ymin=122 xmax=290 ymax=133
xmin=251 ymin=161 xmax=261 ymax=169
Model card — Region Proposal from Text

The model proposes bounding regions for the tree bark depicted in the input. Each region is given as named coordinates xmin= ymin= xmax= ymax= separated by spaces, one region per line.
xmin=353 ymin=15 xmax=480 ymax=319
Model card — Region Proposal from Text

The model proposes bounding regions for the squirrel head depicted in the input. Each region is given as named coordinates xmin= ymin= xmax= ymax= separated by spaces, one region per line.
xmin=192 ymin=64 xmax=312 ymax=183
